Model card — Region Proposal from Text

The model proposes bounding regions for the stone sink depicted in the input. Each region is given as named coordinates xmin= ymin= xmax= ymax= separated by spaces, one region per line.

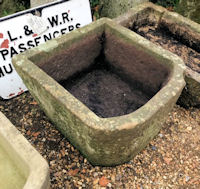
xmin=13 ymin=18 xmax=185 ymax=166
xmin=0 ymin=112 xmax=50 ymax=189
xmin=115 ymin=2 xmax=200 ymax=108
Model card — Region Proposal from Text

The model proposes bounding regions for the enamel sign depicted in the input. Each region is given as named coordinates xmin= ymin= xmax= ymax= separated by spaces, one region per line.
xmin=0 ymin=0 xmax=92 ymax=99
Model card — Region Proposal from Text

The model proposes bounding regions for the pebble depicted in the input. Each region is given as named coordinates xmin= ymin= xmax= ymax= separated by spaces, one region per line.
xmin=163 ymin=157 xmax=173 ymax=165
xmin=93 ymin=179 xmax=99 ymax=185
xmin=187 ymin=126 xmax=192 ymax=131
xmin=62 ymin=169 xmax=67 ymax=173
xmin=42 ymin=138 xmax=46 ymax=142
xmin=116 ymin=174 xmax=122 ymax=181
xmin=151 ymin=145 xmax=157 ymax=151
xmin=99 ymin=176 xmax=110 ymax=187
xmin=185 ymin=176 xmax=190 ymax=182
xmin=93 ymin=172 xmax=98 ymax=177
xmin=107 ymin=183 xmax=112 ymax=188
xmin=82 ymin=184 xmax=86 ymax=187
xmin=111 ymin=175 xmax=115 ymax=182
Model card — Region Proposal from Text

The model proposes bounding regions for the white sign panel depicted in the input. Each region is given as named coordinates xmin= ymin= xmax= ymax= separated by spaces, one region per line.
xmin=0 ymin=0 xmax=92 ymax=99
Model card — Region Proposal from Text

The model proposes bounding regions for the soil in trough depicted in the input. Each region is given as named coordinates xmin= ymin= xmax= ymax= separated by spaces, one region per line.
xmin=131 ymin=23 xmax=200 ymax=73
xmin=60 ymin=56 xmax=151 ymax=118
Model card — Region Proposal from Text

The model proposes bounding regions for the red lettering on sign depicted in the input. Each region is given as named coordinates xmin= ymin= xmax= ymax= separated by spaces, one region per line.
xmin=9 ymin=93 xmax=15 ymax=97
xmin=0 ymin=33 xmax=3 ymax=38
xmin=17 ymin=91 xmax=23 ymax=95
xmin=17 ymin=88 xmax=24 ymax=95
xmin=1 ymin=39 xmax=9 ymax=49
xmin=32 ymin=34 xmax=38 ymax=37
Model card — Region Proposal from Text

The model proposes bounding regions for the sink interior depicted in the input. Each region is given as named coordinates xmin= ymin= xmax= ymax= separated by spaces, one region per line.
xmin=32 ymin=29 xmax=170 ymax=118
xmin=0 ymin=144 xmax=26 ymax=189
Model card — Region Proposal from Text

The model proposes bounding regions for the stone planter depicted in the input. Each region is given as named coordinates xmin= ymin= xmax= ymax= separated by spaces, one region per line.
xmin=115 ymin=2 xmax=200 ymax=108
xmin=0 ymin=112 xmax=50 ymax=189
xmin=13 ymin=18 xmax=185 ymax=166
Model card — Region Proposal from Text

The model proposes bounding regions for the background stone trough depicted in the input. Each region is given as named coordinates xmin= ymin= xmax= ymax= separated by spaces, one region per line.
xmin=0 ymin=112 xmax=50 ymax=189
xmin=115 ymin=2 xmax=200 ymax=108
xmin=13 ymin=18 xmax=185 ymax=166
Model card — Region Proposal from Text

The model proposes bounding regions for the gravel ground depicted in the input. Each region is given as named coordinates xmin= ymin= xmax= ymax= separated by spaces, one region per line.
xmin=0 ymin=92 xmax=199 ymax=189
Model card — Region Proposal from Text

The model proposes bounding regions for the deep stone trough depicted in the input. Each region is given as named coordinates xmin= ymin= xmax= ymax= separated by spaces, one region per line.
xmin=13 ymin=18 xmax=185 ymax=166
xmin=115 ymin=2 xmax=200 ymax=108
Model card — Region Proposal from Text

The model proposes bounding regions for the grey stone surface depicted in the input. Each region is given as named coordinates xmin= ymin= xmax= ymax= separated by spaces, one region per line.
xmin=13 ymin=18 xmax=185 ymax=166
xmin=31 ymin=0 xmax=55 ymax=7
xmin=115 ymin=2 xmax=200 ymax=108
xmin=100 ymin=0 xmax=149 ymax=18
xmin=0 ymin=112 xmax=50 ymax=189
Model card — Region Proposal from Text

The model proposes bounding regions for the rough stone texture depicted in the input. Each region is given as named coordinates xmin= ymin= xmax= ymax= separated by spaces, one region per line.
xmin=13 ymin=18 xmax=185 ymax=166
xmin=115 ymin=2 xmax=200 ymax=108
xmin=31 ymin=0 xmax=55 ymax=7
xmin=100 ymin=0 xmax=149 ymax=18
xmin=178 ymin=69 xmax=200 ymax=107
xmin=176 ymin=0 xmax=200 ymax=24
xmin=0 ymin=112 xmax=50 ymax=189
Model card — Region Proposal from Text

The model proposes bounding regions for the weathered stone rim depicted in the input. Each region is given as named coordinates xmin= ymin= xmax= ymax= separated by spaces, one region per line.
xmin=13 ymin=17 xmax=185 ymax=132
xmin=0 ymin=112 xmax=50 ymax=189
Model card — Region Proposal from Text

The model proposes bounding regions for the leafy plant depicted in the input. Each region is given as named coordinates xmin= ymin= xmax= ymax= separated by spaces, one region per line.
xmin=90 ymin=0 xmax=100 ymax=8
xmin=90 ymin=0 xmax=101 ymax=20
xmin=0 ymin=0 xmax=30 ymax=17
xmin=2 ymin=10 xmax=9 ymax=17
xmin=15 ymin=0 xmax=29 ymax=12
xmin=150 ymin=0 xmax=180 ymax=9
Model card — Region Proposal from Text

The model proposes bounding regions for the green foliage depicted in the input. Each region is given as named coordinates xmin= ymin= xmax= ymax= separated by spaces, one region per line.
xmin=90 ymin=0 xmax=101 ymax=20
xmin=16 ymin=0 xmax=29 ymax=11
xmin=90 ymin=0 xmax=100 ymax=8
xmin=2 ymin=10 xmax=9 ymax=17
xmin=150 ymin=0 xmax=180 ymax=8
xmin=0 ymin=0 xmax=30 ymax=17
